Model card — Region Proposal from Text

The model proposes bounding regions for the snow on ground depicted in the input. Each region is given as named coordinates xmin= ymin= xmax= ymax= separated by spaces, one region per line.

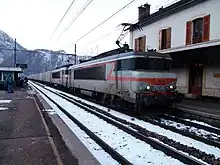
xmin=0 ymin=107 xmax=8 ymax=111
xmin=151 ymin=137 xmax=210 ymax=165
xmin=30 ymin=82 xmax=184 ymax=165
xmin=164 ymin=114 xmax=220 ymax=131
xmin=42 ymin=109 xmax=57 ymax=115
xmin=0 ymin=100 xmax=11 ymax=103
xmin=185 ymin=119 xmax=220 ymax=130
xmin=159 ymin=119 xmax=220 ymax=140
xmin=42 ymin=84 xmax=220 ymax=159
xmin=30 ymin=83 xmax=118 ymax=165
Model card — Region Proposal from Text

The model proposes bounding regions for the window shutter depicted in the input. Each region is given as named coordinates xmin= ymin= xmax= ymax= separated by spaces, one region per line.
xmin=186 ymin=21 xmax=192 ymax=45
xmin=203 ymin=14 xmax=210 ymax=42
xmin=142 ymin=36 xmax=146 ymax=51
xmin=134 ymin=38 xmax=138 ymax=51
xmin=159 ymin=30 xmax=162 ymax=50
xmin=166 ymin=27 xmax=171 ymax=48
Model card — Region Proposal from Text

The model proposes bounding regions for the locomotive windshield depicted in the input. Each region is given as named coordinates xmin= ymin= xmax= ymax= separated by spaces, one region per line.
xmin=116 ymin=57 xmax=171 ymax=71
xmin=134 ymin=57 xmax=171 ymax=71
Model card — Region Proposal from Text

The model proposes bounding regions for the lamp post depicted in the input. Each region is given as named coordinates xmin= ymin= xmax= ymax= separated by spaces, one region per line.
xmin=14 ymin=38 xmax=17 ymax=67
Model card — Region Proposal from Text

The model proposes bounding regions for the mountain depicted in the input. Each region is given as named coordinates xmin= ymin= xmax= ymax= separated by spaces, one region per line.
xmin=0 ymin=30 xmax=91 ymax=75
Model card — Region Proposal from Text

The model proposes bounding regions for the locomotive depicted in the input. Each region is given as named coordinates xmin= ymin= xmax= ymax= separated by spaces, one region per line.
xmin=29 ymin=49 xmax=181 ymax=112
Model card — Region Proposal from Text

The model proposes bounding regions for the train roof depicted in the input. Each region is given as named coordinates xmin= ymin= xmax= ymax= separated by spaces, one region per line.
xmin=55 ymin=64 xmax=72 ymax=69
xmin=69 ymin=50 xmax=171 ymax=70
xmin=52 ymin=66 xmax=68 ymax=72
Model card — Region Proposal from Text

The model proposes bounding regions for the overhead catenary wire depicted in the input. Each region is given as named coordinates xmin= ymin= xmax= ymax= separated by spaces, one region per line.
xmin=87 ymin=26 xmax=121 ymax=45
xmin=69 ymin=0 xmax=137 ymax=47
xmin=56 ymin=0 xmax=95 ymax=41
xmin=49 ymin=0 xmax=77 ymax=40
xmin=87 ymin=18 xmax=138 ymax=53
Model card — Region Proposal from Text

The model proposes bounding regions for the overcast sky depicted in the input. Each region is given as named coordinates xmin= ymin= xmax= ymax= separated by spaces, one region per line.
xmin=0 ymin=0 xmax=177 ymax=56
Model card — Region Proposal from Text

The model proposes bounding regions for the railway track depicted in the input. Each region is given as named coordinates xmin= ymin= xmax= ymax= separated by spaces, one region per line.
xmin=30 ymin=83 xmax=132 ymax=165
xmin=31 ymin=81 xmax=220 ymax=165
xmin=159 ymin=114 xmax=220 ymax=134
xmin=143 ymin=115 xmax=220 ymax=148
xmin=155 ymin=114 xmax=220 ymax=142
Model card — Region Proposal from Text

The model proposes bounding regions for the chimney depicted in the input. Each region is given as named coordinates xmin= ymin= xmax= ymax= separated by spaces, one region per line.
xmin=144 ymin=3 xmax=150 ymax=16
xmin=138 ymin=3 xmax=151 ymax=21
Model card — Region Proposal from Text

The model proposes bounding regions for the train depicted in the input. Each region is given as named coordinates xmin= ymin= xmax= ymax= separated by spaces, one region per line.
xmin=29 ymin=49 xmax=182 ymax=112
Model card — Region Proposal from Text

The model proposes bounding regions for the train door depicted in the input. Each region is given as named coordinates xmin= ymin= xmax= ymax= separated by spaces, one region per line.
xmin=115 ymin=60 xmax=122 ymax=96
xmin=60 ymin=70 xmax=64 ymax=84
xmin=65 ymin=69 xmax=68 ymax=87
xmin=68 ymin=69 xmax=71 ymax=88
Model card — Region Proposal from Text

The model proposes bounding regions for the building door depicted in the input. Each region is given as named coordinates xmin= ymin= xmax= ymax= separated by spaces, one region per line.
xmin=188 ymin=62 xmax=203 ymax=95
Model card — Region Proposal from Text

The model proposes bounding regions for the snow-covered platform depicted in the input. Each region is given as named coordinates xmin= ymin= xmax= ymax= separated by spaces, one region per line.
xmin=0 ymin=88 xmax=80 ymax=165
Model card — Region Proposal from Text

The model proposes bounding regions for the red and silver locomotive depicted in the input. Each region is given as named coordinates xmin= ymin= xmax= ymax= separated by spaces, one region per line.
xmin=29 ymin=49 xmax=181 ymax=112
xmin=67 ymin=50 xmax=181 ymax=111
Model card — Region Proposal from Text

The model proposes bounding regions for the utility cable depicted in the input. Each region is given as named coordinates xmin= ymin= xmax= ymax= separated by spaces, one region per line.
xmin=56 ymin=0 xmax=95 ymax=41
xmin=49 ymin=0 xmax=76 ymax=39
xmin=69 ymin=0 xmax=137 ymax=47
xmin=88 ymin=26 xmax=121 ymax=45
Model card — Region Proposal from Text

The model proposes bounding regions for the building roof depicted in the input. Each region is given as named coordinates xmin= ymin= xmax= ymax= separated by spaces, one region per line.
xmin=131 ymin=0 xmax=209 ymax=31
xmin=0 ymin=67 xmax=22 ymax=72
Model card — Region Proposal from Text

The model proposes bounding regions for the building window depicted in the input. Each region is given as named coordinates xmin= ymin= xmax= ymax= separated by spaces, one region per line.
xmin=159 ymin=27 xmax=171 ymax=50
xmin=192 ymin=18 xmax=203 ymax=44
xmin=134 ymin=36 xmax=146 ymax=52
xmin=186 ymin=14 xmax=210 ymax=45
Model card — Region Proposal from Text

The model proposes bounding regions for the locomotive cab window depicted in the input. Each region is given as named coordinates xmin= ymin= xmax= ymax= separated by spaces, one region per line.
xmin=134 ymin=57 xmax=171 ymax=71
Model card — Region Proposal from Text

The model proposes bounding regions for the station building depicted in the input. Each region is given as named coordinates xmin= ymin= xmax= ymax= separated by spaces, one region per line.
xmin=0 ymin=67 xmax=22 ymax=89
xmin=129 ymin=0 xmax=220 ymax=99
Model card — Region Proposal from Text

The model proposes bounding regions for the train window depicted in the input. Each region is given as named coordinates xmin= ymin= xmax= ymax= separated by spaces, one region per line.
xmin=74 ymin=65 xmax=106 ymax=80
xmin=65 ymin=70 xmax=68 ymax=75
xmin=115 ymin=58 xmax=135 ymax=71
xmin=115 ymin=60 xmax=121 ymax=71
xmin=52 ymin=72 xmax=60 ymax=78
xmin=134 ymin=57 xmax=171 ymax=71
xmin=121 ymin=59 xmax=132 ymax=70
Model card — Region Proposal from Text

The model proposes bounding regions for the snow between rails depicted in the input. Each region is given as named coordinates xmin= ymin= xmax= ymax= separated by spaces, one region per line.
xmin=31 ymin=82 xmax=184 ymax=165
xmin=44 ymin=84 xmax=220 ymax=159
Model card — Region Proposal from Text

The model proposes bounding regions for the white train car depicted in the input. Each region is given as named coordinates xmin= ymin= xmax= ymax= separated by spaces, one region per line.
xmin=42 ymin=71 xmax=51 ymax=83
xmin=51 ymin=67 xmax=68 ymax=87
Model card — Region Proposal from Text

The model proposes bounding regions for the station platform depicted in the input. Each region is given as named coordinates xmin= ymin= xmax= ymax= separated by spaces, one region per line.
xmin=177 ymin=99 xmax=220 ymax=119
xmin=0 ymin=88 xmax=100 ymax=165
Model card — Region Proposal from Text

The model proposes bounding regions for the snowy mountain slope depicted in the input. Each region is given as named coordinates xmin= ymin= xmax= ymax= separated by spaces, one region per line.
xmin=0 ymin=30 xmax=91 ymax=75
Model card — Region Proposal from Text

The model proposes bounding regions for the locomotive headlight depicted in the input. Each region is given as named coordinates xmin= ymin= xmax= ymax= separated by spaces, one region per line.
xmin=140 ymin=85 xmax=151 ymax=91
xmin=168 ymin=85 xmax=176 ymax=90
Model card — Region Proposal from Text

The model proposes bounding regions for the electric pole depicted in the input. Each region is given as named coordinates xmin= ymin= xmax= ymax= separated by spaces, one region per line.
xmin=74 ymin=44 xmax=76 ymax=65
xmin=14 ymin=38 xmax=17 ymax=67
